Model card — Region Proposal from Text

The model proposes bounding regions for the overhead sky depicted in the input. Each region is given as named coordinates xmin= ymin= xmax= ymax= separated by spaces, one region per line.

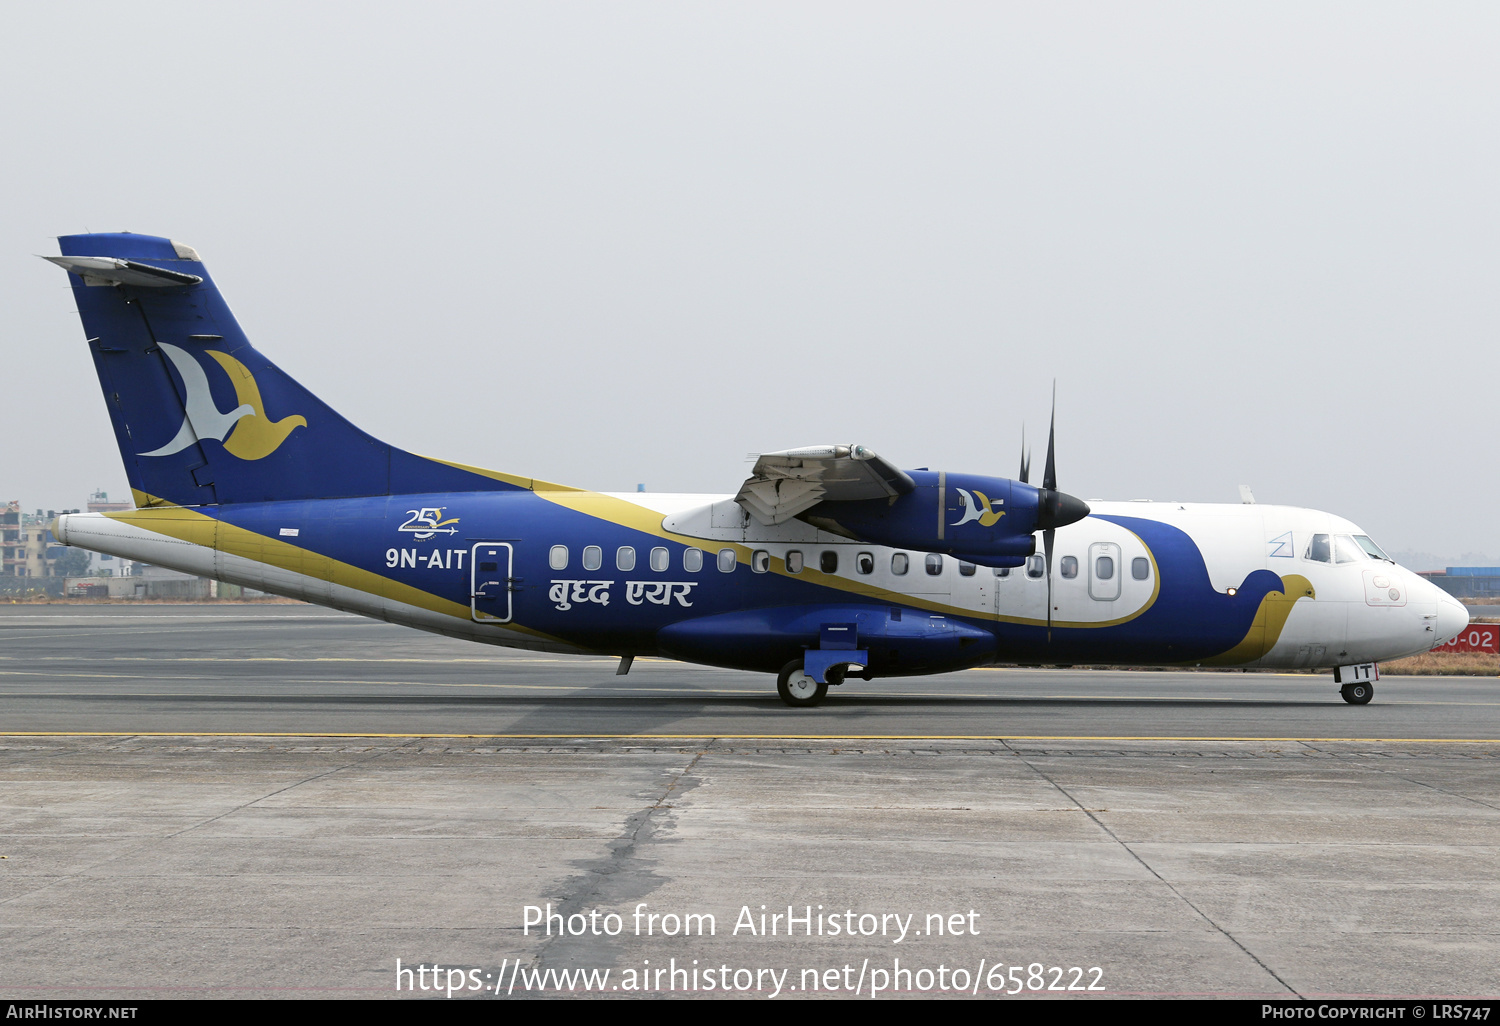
xmin=4 ymin=3 xmax=1495 ymax=566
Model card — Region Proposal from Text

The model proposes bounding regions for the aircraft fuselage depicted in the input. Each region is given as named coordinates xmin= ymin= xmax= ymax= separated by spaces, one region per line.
xmin=54 ymin=489 xmax=1464 ymax=678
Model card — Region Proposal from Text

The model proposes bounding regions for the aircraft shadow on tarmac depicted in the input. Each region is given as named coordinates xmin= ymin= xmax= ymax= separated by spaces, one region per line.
xmin=18 ymin=686 xmax=1386 ymax=737
xmin=35 ymin=691 xmax=1339 ymax=708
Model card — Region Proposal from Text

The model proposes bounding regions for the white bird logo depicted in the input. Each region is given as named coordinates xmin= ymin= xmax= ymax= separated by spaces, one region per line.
xmin=139 ymin=344 xmax=253 ymax=457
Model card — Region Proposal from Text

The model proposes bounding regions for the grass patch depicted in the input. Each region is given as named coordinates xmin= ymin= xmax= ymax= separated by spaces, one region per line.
xmin=1381 ymin=650 xmax=1499 ymax=676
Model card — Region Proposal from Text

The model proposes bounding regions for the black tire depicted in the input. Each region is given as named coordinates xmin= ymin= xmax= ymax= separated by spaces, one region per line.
xmin=777 ymin=660 xmax=828 ymax=708
xmin=1340 ymin=681 xmax=1373 ymax=705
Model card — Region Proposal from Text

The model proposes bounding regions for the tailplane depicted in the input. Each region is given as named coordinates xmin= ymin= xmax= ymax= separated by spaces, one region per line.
xmin=48 ymin=233 xmax=536 ymax=506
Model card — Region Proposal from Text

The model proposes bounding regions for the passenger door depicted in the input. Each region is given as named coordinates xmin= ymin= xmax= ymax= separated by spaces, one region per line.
xmin=470 ymin=542 xmax=514 ymax=623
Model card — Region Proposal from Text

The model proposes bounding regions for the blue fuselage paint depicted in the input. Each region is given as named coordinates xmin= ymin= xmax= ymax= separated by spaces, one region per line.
xmin=202 ymin=495 xmax=1293 ymax=674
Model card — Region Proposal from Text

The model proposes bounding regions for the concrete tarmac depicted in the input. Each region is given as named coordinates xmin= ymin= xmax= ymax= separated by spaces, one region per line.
xmin=1 ymin=605 xmax=1497 ymax=999
xmin=2 ymin=604 xmax=1497 ymax=739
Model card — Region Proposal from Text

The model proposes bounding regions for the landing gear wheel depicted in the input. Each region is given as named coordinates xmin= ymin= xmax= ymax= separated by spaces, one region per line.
xmin=777 ymin=660 xmax=828 ymax=708
xmin=1340 ymin=681 xmax=1373 ymax=705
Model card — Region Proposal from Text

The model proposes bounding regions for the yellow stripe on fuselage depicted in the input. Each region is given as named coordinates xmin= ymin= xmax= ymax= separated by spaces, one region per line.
xmin=103 ymin=494 xmax=567 ymax=646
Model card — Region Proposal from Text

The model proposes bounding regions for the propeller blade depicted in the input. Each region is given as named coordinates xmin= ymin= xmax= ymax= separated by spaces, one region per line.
xmin=1044 ymin=526 xmax=1055 ymax=642
xmin=1019 ymin=425 xmax=1030 ymax=484
xmin=1034 ymin=384 xmax=1089 ymax=531
xmin=1043 ymin=382 xmax=1057 ymax=493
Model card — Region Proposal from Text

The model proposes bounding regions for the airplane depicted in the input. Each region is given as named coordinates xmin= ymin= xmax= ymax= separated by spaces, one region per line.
xmin=42 ymin=233 xmax=1469 ymax=707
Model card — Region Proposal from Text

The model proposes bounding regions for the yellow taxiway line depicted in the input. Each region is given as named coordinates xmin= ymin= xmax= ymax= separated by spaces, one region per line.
xmin=1 ymin=732 xmax=1496 ymax=743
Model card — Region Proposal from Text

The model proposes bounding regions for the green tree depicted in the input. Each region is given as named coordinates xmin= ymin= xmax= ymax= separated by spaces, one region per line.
xmin=51 ymin=547 xmax=92 ymax=578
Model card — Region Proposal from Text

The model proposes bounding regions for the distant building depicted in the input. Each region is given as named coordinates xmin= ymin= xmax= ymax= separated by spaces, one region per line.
xmin=1 ymin=492 xmax=134 ymax=587
xmin=1417 ymin=568 xmax=1500 ymax=600
xmin=1 ymin=501 xmax=73 ymax=579
xmin=1 ymin=492 xmax=138 ymax=582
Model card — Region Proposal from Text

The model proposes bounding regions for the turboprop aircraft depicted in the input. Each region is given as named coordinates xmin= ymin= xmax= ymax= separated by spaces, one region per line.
xmin=43 ymin=233 xmax=1468 ymax=707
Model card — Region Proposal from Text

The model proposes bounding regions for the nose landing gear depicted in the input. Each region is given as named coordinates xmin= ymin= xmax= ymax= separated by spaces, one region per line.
xmin=1336 ymin=664 xmax=1378 ymax=705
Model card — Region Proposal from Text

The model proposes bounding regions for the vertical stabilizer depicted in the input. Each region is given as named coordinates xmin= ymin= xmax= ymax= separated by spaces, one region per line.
xmin=49 ymin=233 xmax=537 ymax=506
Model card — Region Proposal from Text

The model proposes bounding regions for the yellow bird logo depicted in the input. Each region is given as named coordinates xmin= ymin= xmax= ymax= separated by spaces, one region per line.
xmin=205 ymin=350 xmax=308 ymax=460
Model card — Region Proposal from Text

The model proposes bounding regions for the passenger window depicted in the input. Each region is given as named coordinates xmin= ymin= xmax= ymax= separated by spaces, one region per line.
xmin=1095 ymin=555 xmax=1114 ymax=580
xmin=891 ymin=553 xmax=909 ymax=575
xmin=616 ymin=546 xmax=636 ymax=571
xmin=683 ymin=547 xmax=703 ymax=572
xmin=1305 ymin=534 xmax=1331 ymax=563
xmin=1060 ymin=556 xmax=1078 ymax=579
xmin=959 ymin=561 xmax=976 ymax=577
xmin=1026 ymin=555 xmax=1045 ymax=579
xmin=549 ymin=545 xmax=568 ymax=571
xmin=856 ymin=552 xmax=874 ymax=575
xmin=751 ymin=550 xmax=770 ymax=573
xmin=925 ymin=553 xmax=943 ymax=576
xmin=582 ymin=545 xmax=602 ymax=571
xmin=650 ymin=547 xmax=669 ymax=572
xmin=786 ymin=550 xmax=804 ymax=574
xmin=820 ymin=551 xmax=838 ymax=574
xmin=1131 ymin=557 xmax=1150 ymax=580
xmin=1334 ymin=534 xmax=1365 ymax=564
xmin=994 ymin=567 xmax=1010 ymax=579
xmin=717 ymin=548 xmax=737 ymax=572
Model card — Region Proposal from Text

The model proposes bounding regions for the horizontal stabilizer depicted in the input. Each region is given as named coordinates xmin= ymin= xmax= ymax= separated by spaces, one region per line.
xmin=41 ymin=255 xmax=202 ymax=288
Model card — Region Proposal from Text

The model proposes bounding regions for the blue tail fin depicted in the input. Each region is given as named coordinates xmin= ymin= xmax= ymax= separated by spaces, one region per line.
xmin=50 ymin=232 xmax=534 ymax=506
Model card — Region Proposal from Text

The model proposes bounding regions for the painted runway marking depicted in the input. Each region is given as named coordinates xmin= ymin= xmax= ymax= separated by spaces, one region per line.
xmin=3 ymin=732 xmax=1497 ymax=742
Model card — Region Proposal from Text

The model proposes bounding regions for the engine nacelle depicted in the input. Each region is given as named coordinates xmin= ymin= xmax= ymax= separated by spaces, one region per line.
xmin=801 ymin=470 xmax=1062 ymax=568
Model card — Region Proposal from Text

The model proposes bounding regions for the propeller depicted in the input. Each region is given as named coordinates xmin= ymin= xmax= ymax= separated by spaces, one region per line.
xmin=1030 ymin=384 xmax=1091 ymax=642
xmin=1043 ymin=393 xmax=1057 ymax=641
xmin=1018 ymin=425 xmax=1030 ymax=485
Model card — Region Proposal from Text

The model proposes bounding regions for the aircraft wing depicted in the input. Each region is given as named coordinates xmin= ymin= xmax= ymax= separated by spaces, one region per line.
xmin=734 ymin=445 xmax=915 ymax=525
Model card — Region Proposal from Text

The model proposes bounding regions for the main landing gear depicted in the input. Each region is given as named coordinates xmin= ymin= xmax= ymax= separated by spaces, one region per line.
xmin=1340 ymin=681 xmax=1373 ymax=705
xmin=776 ymin=659 xmax=845 ymax=708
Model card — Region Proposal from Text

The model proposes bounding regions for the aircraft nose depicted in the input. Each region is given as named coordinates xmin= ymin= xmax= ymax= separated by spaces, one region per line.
xmin=1435 ymin=594 xmax=1469 ymax=647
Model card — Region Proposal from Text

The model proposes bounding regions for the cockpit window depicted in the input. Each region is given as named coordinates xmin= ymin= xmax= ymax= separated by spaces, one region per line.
xmin=1354 ymin=535 xmax=1392 ymax=561
xmin=1333 ymin=534 xmax=1366 ymax=564
xmin=1305 ymin=534 xmax=1331 ymax=563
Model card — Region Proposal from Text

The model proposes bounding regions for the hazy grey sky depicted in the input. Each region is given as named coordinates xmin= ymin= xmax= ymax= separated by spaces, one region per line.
xmin=4 ymin=3 xmax=1496 ymax=564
